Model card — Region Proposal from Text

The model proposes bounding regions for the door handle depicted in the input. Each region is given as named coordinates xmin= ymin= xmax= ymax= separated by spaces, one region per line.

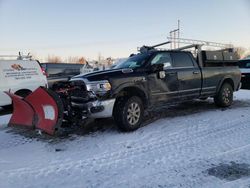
xmin=167 ymin=72 xmax=177 ymax=75
xmin=193 ymin=71 xmax=199 ymax=74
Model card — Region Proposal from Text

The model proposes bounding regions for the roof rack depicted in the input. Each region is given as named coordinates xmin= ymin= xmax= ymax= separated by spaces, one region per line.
xmin=138 ymin=37 xmax=234 ymax=54
xmin=138 ymin=41 xmax=171 ymax=53
xmin=0 ymin=52 xmax=32 ymax=60
xmin=138 ymin=39 xmax=236 ymax=68
xmin=167 ymin=37 xmax=233 ymax=49
xmin=174 ymin=44 xmax=202 ymax=51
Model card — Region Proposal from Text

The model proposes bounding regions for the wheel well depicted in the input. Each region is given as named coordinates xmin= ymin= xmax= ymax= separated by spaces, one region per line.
xmin=114 ymin=87 xmax=148 ymax=108
xmin=15 ymin=89 xmax=32 ymax=97
xmin=222 ymin=78 xmax=234 ymax=90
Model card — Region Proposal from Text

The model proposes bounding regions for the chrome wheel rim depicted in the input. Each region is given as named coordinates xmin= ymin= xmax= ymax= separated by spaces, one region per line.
xmin=222 ymin=88 xmax=231 ymax=104
xmin=127 ymin=102 xmax=141 ymax=125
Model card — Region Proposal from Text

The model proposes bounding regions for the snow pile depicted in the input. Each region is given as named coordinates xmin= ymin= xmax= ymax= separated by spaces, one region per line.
xmin=0 ymin=114 xmax=11 ymax=128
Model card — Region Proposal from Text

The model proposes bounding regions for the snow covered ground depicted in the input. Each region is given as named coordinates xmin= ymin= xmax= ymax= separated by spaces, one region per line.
xmin=0 ymin=90 xmax=250 ymax=188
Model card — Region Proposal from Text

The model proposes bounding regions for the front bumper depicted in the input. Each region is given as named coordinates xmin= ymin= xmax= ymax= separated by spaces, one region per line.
xmin=89 ymin=98 xmax=116 ymax=118
xmin=71 ymin=98 xmax=116 ymax=119
xmin=68 ymin=79 xmax=115 ymax=119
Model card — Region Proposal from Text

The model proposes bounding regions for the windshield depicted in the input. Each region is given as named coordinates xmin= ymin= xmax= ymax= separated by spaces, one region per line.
xmin=116 ymin=53 xmax=150 ymax=69
xmin=238 ymin=60 xmax=250 ymax=68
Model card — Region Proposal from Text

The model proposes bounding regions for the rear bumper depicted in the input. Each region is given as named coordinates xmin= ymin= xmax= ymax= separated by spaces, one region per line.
xmin=237 ymin=82 xmax=242 ymax=91
xmin=241 ymin=74 xmax=250 ymax=89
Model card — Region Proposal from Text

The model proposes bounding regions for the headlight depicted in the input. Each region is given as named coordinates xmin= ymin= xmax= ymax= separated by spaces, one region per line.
xmin=86 ymin=80 xmax=111 ymax=93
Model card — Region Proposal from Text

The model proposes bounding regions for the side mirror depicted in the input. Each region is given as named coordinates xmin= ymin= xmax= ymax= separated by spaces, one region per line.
xmin=150 ymin=63 xmax=164 ymax=73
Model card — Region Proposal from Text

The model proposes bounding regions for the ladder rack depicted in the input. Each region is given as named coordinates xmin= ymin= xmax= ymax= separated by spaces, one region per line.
xmin=137 ymin=38 xmax=234 ymax=54
xmin=167 ymin=37 xmax=233 ymax=49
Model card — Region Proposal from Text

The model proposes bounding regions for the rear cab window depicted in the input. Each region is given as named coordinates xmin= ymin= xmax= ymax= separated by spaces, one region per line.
xmin=171 ymin=52 xmax=195 ymax=68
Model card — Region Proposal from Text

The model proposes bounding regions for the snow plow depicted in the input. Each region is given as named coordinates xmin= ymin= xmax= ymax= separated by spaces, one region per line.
xmin=6 ymin=80 xmax=96 ymax=135
xmin=6 ymin=87 xmax=65 ymax=135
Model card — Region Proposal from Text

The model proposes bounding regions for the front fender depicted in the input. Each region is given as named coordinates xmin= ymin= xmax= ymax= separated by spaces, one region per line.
xmin=111 ymin=81 xmax=148 ymax=99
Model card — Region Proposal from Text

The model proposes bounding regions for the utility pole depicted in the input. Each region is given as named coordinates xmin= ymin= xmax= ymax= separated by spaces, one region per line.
xmin=178 ymin=19 xmax=180 ymax=48
xmin=169 ymin=20 xmax=180 ymax=49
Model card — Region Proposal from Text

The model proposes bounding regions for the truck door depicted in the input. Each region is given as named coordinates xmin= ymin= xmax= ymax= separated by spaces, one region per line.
xmin=147 ymin=52 xmax=179 ymax=105
xmin=171 ymin=52 xmax=202 ymax=99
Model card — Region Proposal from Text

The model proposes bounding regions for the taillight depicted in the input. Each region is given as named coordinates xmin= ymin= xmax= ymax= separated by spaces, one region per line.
xmin=41 ymin=67 xmax=48 ymax=77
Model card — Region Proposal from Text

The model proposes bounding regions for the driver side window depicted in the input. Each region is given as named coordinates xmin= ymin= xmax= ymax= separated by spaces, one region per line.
xmin=151 ymin=53 xmax=172 ymax=69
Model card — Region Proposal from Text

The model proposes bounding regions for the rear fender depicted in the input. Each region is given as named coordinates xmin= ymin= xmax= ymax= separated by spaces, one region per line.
xmin=216 ymin=76 xmax=234 ymax=93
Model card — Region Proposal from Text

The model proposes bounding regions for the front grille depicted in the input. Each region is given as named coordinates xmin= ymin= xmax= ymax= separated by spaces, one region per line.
xmin=70 ymin=80 xmax=87 ymax=91
xmin=70 ymin=80 xmax=96 ymax=105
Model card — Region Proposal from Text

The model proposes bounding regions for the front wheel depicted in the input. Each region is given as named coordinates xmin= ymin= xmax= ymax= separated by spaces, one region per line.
xmin=214 ymin=83 xmax=233 ymax=107
xmin=114 ymin=96 xmax=144 ymax=132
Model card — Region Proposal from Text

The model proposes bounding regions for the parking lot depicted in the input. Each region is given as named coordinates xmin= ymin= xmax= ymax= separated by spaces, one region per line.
xmin=0 ymin=89 xmax=250 ymax=188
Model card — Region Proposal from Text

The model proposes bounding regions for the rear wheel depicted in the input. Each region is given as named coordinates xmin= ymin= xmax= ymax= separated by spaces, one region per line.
xmin=2 ymin=105 xmax=13 ymax=111
xmin=2 ymin=90 xmax=31 ymax=112
xmin=214 ymin=83 xmax=233 ymax=107
xmin=114 ymin=96 xmax=144 ymax=132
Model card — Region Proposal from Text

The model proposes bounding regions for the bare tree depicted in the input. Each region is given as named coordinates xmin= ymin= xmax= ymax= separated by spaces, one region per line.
xmin=47 ymin=55 xmax=62 ymax=63
xmin=244 ymin=48 xmax=250 ymax=59
xmin=29 ymin=52 xmax=39 ymax=61
xmin=78 ymin=57 xmax=87 ymax=64
xmin=65 ymin=56 xmax=79 ymax=64
xmin=235 ymin=47 xmax=247 ymax=59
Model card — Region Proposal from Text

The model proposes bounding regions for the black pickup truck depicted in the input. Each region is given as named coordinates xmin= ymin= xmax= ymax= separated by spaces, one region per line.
xmin=62 ymin=44 xmax=241 ymax=131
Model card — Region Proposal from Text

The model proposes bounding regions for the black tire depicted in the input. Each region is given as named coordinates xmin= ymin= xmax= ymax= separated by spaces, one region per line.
xmin=214 ymin=83 xmax=233 ymax=107
xmin=113 ymin=96 xmax=144 ymax=132
xmin=2 ymin=104 xmax=13 ymax=111
xmin=15 ymin=90 xmax=32 ymax=98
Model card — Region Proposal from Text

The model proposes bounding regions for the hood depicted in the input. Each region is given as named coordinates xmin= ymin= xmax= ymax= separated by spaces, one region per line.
xmin=72 ymin=68 xmax=132 ymax=81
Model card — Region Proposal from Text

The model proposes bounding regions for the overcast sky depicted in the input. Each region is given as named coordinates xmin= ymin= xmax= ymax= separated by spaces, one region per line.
xmin=0 ymin=0 xmax=249 ymax=60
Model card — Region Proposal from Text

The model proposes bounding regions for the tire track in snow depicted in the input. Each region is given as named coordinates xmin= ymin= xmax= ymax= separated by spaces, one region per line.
xmin=0 ymin=129 xmax=34 ymax=151
xmin=1 ymin=115 xmax=250 ymax=182
xmin=111 ymin=145 xmax=250 ymax=188
xmin=91 ymin=120 xmax=250 ymax=188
